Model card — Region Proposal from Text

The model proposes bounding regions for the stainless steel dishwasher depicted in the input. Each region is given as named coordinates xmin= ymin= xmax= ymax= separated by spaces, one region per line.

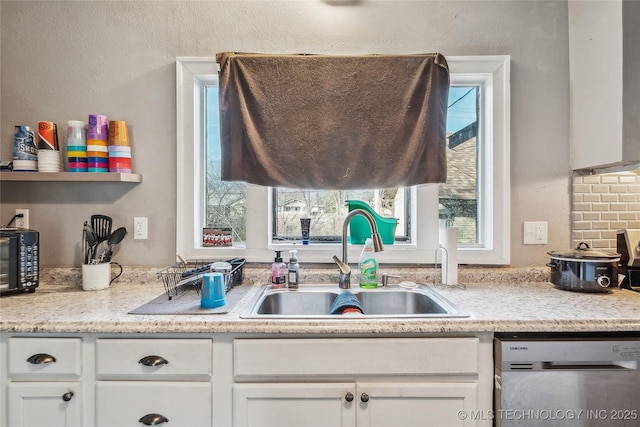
xmin=495 ymin=333 xmax=640 ymax=427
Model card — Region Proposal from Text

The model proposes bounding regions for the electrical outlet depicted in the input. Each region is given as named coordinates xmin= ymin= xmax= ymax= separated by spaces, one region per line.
xmin=523 ymin=221 xmax=548 ymax=245
xmin=15 ymin=209 xmax=29 ymax=229
xmin=134 ymin=217 xmax=148 ymax=240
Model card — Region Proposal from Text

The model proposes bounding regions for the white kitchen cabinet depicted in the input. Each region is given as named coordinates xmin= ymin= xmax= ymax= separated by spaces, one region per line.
xmin=233 ymin=337 xmax=485 ymax=427
xmin=6 ymin=338 xmax=82 ymax=427
xmin=95 ymin=338 xmax=213 ymax=426
xmin=7 ymin=337 xmax=82 ymax=380
xmin=96 ymin=382 xmax=211 ymax=427
xmin=356 ymin=382 xmax=477 ymax=427
xmin=234 ymin=382 xmax=477 ymax=427
xmin=234 ymin=383 xmax=355 ymax=427
xmin=2 ymin=333 xmax=492 ymax=427
xmin=95 ymin=338 xmax=213 ymax=380
xmin=8 ymin=382 xmax=81 ymax=427
xmin=569 ymin=0 xmax=640 ymax=171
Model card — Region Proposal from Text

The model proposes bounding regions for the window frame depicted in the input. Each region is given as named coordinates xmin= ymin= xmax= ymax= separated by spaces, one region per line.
xmin=176 ymin=55 xmax=510 ymax=265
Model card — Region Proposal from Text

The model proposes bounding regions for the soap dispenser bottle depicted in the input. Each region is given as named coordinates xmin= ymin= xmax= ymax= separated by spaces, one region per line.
xmin=271 ymin=251 xmax=287 ymax=288
xmin=358 ymin=238 xmax=378 ymax=288
xmin=287 ymin=249 xmax=300 ymax=289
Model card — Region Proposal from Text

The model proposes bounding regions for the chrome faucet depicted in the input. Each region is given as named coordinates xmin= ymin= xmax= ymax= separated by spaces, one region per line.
xmin=333 ymin=208 xmax=384 ymax=289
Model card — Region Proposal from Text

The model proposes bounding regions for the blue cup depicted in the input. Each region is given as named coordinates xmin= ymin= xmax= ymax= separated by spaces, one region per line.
xmin=201 ymin=272 xmax=226 ymax=308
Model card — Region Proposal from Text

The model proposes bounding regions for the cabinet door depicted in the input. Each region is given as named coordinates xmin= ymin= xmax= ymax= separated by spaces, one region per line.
xmin=356 ymin=382 xmax=478 ymax=427
xmin=8 ymin=382 xmax=81 ymax=427
xmin=96 ymin=382 xmax=211 ymax=427
xmin=233 ymin=383 xmax=356 ymax=427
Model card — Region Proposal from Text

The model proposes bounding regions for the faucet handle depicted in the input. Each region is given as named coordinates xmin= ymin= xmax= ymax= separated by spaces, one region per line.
xmin=333 ymin=255 xmax=351 ymax=289
xmin=381 ymin=273 xmax=401 ymax=288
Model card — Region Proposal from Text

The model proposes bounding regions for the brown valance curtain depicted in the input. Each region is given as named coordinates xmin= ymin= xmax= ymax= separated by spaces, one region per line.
xmin=216 ymin=52 xmax=449 ymax=189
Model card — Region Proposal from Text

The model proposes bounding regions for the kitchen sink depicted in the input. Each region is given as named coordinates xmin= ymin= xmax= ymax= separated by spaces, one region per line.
xmin=240 ymin=284 xmax=469 ymax=319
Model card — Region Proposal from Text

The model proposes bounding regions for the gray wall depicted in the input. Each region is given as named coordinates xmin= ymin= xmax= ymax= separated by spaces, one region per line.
xmin=0 ymin=1 xmax=571 ymax=267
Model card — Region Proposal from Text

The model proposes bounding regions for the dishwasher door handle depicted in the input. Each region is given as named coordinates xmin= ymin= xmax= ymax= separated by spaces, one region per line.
xmin=543 ymin=361 xmax=637 ymax=370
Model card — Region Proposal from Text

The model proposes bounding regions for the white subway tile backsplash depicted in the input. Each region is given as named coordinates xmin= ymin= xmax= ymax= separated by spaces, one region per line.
xmin=610 ymin=184 xmax=629 ymax=193
xmin=620 ymin=175 xmax=638 ymax=184
xmin=583 ymin=212 xmax=600 ymax=221
xmin=573 ymin=202 xmax=592 ymax=211
xmin=573 ymin=184 xmax=591 ymax=193
xmin=601 ymin=175 xmax=619 ymax=184
xmin=571 ymin=172 xmax=640 ymax=251
xmin=610 ymin=203 xmax=629 ymax=211
xmin=582 ymin=230 xmax=602 ymax=239
xmin=581 ymin=175 xmax=601 ymax=184
xmin=590 ymin=239 xmax=611 ymax=248
xmin=573 ymin=221 xmax=592 ymax=230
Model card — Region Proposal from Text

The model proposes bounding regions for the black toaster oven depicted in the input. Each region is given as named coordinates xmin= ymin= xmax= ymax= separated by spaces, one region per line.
xmin=0 ymin=228 xmax=39 ymax=295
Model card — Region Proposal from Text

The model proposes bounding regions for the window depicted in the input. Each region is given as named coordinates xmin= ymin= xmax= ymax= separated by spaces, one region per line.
xmin=177 ymin=56 xmax=510 ymax=264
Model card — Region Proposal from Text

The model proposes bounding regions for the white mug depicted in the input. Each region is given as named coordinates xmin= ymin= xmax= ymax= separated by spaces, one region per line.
xmin=82 ymin=262 xmax=122 ymax=291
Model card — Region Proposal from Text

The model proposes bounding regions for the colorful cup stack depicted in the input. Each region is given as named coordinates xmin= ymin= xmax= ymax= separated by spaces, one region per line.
xmin=67 ymin=120 xmax=88 ymax=172
xmin=12 ymin=125 xmax=38 ymax=171
xmin=37 ymin=121 xmax=62 ymax=172
xmin=87 ymin=114 xmax=109 ymax=172
xmin=108 ymin=120 xmax=132 ymax=173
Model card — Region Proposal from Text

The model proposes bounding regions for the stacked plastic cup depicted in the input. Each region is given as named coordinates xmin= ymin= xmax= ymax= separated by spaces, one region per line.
xmin=87 ymin=114 xmax=109 ymax=172
xmin=37 ymin=121 xmax=62 ymax=172
xmin=66 ymin=120 xmax=88 ymax=172
xmin=13 ymin=125 xmax=38 ymax=171
xmin=108 ymin=120 xmax=132 ymax=173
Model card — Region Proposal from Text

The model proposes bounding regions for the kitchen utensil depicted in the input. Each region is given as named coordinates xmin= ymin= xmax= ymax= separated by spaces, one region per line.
xmin=547 ymin=242 xmax=620 ymax=292
xmin=100 ymin=226 xmax=127 ymax=262
xmin=84 ymin=223 xmax=98 ymax=263
xmin=91 ymin=214 xmax=112 ymax=243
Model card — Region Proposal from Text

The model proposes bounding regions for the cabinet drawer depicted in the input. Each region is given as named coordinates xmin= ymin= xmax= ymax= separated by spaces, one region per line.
xmin=96 ymin=382 xmax=211 ymax=427
xmin=96 ymin=338 xmax=212 ymax=380
xmin=8 ymin=337 xmax=82 ymax=379
xmin=235 ymin=338 xmax=479 ymax=379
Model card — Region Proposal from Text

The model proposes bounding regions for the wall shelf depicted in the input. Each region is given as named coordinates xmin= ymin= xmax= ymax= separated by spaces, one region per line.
xmin=0 ymin=172 xmax=142 ymax=183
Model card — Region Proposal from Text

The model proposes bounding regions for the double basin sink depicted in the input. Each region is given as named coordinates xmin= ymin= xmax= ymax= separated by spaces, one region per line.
xmin=241 ymin=284 xmax=469 ymax=319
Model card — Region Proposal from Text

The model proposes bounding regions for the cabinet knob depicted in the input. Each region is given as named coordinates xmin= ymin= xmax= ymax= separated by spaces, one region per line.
xmin=360 ymin=393 xmax=370 ymax=403
xmin=62 ymin=391 xmax=74 ymax=402
xmin=27 ymin=353 xmax=57 ymax=364
xmin=345 ymin=392 xmax=354 ymax=402
xmin=138 ymin=413 xmax=169 ymax=425
xmin=138 ymin=355 xmax=169 ymax=366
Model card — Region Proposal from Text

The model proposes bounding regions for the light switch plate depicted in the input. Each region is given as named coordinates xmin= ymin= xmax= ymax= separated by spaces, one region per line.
xmin=524 ymin=221 xmax=548 ymax=245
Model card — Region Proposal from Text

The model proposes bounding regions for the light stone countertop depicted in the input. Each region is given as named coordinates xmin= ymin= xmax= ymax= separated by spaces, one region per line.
xmin=1 ymin=266 xmax=640 ymax=335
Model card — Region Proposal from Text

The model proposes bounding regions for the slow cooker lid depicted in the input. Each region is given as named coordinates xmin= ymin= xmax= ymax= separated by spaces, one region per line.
xmin=548 ymin=242 xmax=620 ymax=260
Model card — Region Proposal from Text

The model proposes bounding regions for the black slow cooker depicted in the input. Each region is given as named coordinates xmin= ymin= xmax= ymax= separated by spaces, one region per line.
xmin=547 ymin=242 xmax=620 ymax=292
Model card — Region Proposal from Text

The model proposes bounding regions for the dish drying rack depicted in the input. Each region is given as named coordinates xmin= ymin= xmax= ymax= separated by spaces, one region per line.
xmin=157 ymin=258 xmax=245 ymax=300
